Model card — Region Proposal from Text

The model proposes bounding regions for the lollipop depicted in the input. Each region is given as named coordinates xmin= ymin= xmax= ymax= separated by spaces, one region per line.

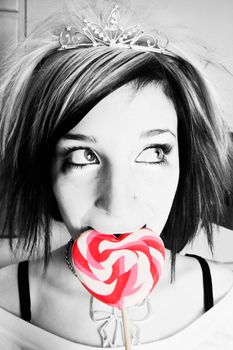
xmin=71 ymin=228 xmax=165 ymax=349
xmin=72 ymin=228 xmax=165 ymax=307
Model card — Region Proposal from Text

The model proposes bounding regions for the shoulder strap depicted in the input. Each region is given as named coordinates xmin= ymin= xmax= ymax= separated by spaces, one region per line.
xmin=186 ymin=253 xmax=214 ymax=311
xmin=17 ymin=260 xmax=31 ymax=322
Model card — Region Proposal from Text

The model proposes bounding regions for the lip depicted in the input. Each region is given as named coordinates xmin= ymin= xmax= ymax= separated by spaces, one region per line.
xmin=114 ymin=224 xmax=148 ymax=237
xmin=74 ymin=225 xmax=148 ymax=240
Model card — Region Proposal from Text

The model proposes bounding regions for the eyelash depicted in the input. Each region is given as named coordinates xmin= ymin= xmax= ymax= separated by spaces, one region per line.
xmin=138 ymin=144 xmax=172 ymax=166
xmin=61 ymin=147 xmax=96 ymax=172
xmin=61 ymin=144 xmax=172 ymax=172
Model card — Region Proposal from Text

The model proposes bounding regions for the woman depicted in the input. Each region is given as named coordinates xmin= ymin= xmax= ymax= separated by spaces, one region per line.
xmin=0 ymin=3 xmax=232 ymax=349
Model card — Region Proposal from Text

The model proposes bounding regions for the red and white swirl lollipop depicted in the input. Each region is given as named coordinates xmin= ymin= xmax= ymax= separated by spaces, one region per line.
xmin=72 ymin=228 xmax=165 ymax=308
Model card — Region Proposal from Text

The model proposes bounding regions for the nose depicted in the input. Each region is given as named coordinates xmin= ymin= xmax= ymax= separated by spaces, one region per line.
xmin=81 ymin=165 xmax=153 ymax=234
xmin=95 ymin=165 xmax=136 ymax=218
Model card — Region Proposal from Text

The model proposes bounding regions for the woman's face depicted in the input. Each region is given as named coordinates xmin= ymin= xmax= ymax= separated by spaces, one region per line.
xmin=52 ymin=83 xmax=179 ymax=237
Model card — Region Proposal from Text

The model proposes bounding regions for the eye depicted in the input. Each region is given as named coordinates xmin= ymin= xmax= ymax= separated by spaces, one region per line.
xmin=62 ymin=147 xmax=99 ymax=171
xmin=70 ymin=148 xmax=97 ymax=165
xmin=135 ymin=144 xmax=172 ymax=164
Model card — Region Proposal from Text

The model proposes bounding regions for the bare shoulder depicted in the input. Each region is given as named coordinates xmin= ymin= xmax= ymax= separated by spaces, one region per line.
xmin=0 ymin=263 xmax=20 ymax=316
xmin=207 ymin=259 xmax=233 ymax=301
xmin=180 ymin=254 xmax=233 ymax=302
xmin=0 ymin=258 xmax=45 ymax=318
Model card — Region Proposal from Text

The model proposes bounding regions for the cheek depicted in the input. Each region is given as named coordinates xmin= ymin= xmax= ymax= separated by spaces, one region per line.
xmin=136 ymin=165 xmax=179 ymax=232
xmin=52 ymin=175 xmax=96 ymax=231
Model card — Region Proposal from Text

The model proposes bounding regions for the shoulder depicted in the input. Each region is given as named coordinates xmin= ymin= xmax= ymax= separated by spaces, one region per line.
xmin=0 ymin=263 xmax=20 ymax=316
xmin=207 ymin=259 xmax=233 ymax=301
xmin=0 ymin=258 xmax=46 ymax=318
xmin=180 ymin=254 xmax=233 ymax=302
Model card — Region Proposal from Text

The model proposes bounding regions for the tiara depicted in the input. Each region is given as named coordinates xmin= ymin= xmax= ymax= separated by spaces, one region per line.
xmin=59 ymin=5 xmax=169 ymax=54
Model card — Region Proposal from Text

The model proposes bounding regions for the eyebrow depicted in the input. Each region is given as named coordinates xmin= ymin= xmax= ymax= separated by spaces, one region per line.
xmin=62 ymin=133 xmax=97 ymax=143
xmin=62 ymin=128 xmax=176 ymax=143
xmin=140 ymin=129 xmax=176 ymax=139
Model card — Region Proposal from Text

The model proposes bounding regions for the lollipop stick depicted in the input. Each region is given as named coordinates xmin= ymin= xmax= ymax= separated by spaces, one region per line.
xmin=122 ymin=306 xmax=132 ymax=350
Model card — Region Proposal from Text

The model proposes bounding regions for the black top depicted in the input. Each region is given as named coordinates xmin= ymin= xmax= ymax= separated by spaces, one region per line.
xmin=185 ymin=253 xmax=214 ymax=312
xmin=17 ymin=260 xmax=31 ymax=322
xmin=17 ymin=254 xmax=214 ymax=322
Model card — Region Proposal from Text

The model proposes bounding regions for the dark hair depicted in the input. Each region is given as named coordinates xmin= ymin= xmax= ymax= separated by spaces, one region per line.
xmin=0 ymin=14 xmax=231 ymax=274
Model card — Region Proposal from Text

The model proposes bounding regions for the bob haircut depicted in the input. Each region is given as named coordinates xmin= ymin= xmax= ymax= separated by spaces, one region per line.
xmin=0 ymin=5 xmax=231 ymax=274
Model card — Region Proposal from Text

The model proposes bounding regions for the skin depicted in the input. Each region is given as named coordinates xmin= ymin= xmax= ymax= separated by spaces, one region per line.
xmin=0 ymin=83 xmax=232 ymax=346
xmin=52 ymin=83 xmax=179 ymax=238
xmin=0 ymin=222 xmax=70 ymax=267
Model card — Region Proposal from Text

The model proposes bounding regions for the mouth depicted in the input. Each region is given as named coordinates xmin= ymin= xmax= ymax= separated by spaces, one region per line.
xmin=77 ymin=225 xmax=147 ymax=239
xmin=113 ymin=225 xmax=147 ymax=238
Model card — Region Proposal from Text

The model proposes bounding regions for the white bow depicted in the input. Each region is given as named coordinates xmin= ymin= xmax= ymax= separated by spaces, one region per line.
xmin=90 ymin=297 xmax=152 ymax=348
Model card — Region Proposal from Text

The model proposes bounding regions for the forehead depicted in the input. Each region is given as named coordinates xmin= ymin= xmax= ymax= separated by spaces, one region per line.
xmin=68 ymin=83 xmax=177 ymax=140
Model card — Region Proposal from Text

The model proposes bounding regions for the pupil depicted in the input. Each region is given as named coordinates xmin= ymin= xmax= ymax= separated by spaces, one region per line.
xmin=84 ymin=150 xmax=95 ymax=161
xmin=155 ymin=148 xmax=163 ymax=159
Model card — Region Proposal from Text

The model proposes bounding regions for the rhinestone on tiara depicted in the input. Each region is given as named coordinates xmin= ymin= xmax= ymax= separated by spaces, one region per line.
xmin=59 ymin=5 xmax=169 ymax=54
